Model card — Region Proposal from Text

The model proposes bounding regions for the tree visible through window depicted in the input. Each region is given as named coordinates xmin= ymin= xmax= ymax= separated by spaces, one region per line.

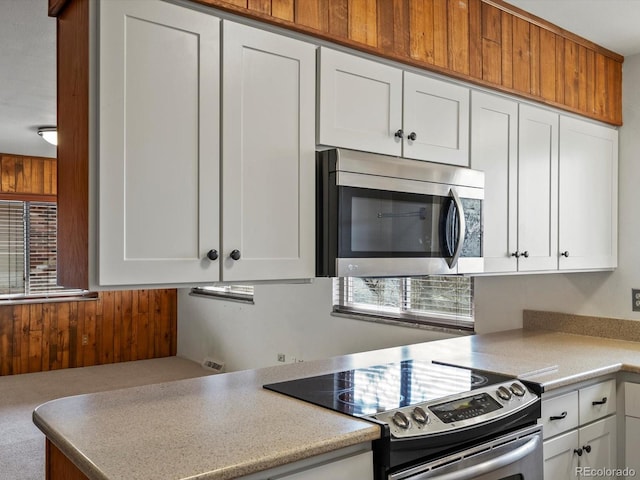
xmin=334 ymin=276 xmax=473 ymax=330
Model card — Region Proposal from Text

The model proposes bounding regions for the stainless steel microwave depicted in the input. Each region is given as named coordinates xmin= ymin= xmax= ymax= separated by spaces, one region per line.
xmin=316 ymin=148 xmax=484 ymax=277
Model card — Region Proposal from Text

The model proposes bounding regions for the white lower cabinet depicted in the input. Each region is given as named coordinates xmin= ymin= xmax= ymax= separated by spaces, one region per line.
xmin=542 ymin=379 xmax=617 ymax=480
xmin=236 ymin=447 xmax=373 ymax=480
xmin=625 ymin=383 xmax=640 ymax=479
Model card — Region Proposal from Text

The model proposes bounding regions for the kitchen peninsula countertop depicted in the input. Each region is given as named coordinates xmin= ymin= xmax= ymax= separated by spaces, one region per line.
xmin=33 ymin=328 xmax=640 ymax=480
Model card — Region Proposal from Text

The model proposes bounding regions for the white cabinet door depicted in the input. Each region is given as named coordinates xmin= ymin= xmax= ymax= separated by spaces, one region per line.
xmin=403 ymin=72 xmax=469 ymax=166
xmin=517 ymin=104 xmax=559 ymax=271
xmin=98 ymin=0 xmax=220 ymax=285
xmin=626 ymin=417 xmax=640 ymax=479
xmin=271 ymin=451 xmax=373 ymax=480
xmin=222 ymin=21 xmax=316 ymax=281
xmin=318 ymin=47 xmax=403 ymax=156
xmin=579 ymin=415 xmax=617 ymax=480
xmin=544 ymin=430 xmax=579 ymax=480
xmin=558 ymin=116 xmax=618 ymax=270
xmin=470 ymin=91 xmax=518 ymax=272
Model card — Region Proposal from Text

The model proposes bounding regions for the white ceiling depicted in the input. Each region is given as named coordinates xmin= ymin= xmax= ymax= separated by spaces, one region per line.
xmin=1 ymin=0 xmax=639 ymax=158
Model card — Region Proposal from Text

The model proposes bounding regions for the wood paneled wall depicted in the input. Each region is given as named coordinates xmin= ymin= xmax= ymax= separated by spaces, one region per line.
xmin=186 ymin=0 xmax=623 ymax=125
xmin=0 ymin=153 xmax=57 ymax=201
xmin=0 ymin=289 xmax=177 ymax=376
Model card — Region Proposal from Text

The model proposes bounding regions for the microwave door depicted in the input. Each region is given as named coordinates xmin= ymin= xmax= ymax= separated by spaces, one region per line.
xmin=444 ymin=188 xmax=466 ymax=268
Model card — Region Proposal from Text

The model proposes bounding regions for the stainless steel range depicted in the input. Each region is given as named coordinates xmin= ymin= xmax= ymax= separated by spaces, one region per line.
xmin=264 ymin=360 xmax=542 ymax=480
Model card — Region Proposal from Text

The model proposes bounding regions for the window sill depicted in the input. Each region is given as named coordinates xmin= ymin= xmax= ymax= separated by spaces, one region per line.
xmin=0 ymin=292 xmax=98 ymax=305
xmin=331 ymin=310 xmax=475 ymax=336
xmin=189 ymin=289 xmax=254 ymax=305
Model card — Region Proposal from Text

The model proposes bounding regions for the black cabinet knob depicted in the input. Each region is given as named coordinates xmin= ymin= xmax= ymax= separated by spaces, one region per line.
xmin=206 ymin=249 xmax=218 ymax=261
xmin=561 ymin=251 xmax=570 ymax=257
xmin=511 ymin=251 xmax=521 ymax=258
xmin=394 ymin=129 xmax=404 ymax=139
xmin=230 ymin=249 xmax=241 ymax=261
xmin=522 ymin=251 xmax=530 ymax=258
xmin=407 ymin=132 xmax=417 ymax=141
xmin=574 ymin=448 xmax=583 ymax=457
xmin=583 ymin=445 xmax=592 ymax=453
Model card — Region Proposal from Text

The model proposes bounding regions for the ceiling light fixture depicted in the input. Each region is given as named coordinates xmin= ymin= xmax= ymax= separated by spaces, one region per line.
xmin=37 ymin=127 xmax=58 ymax=146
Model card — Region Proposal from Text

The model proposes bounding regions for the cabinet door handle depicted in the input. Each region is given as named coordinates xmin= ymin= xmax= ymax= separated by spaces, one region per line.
xmin=511 ymin=251 xmax=521 ymax=258
xmin=206 ymin=249 xmax=219 ymax=261
xmin=583 ymin=445 xmax=592 ymax=453
xmin=574 ymin=448 xmax=583 ymax=456
xmin=230 ymin=249 xmax=241 ymax=261
xmin=394 ymin=129 xmax=404 ymax=139
xmin=522 ymin=251 xmax=529 ymax=258
xmin=407 ymin=132 xmax=417 ymax=141
xmin=549 ymin=411 xmax=567 ymax=421
xmin=592 ymin=397 xmax=607 ymax=406
xmin=561 ymin=251 xmax=570 ymax=257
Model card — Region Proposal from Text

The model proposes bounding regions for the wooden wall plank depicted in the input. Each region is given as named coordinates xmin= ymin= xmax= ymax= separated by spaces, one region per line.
xmin=432 ymin=0 xmax=448 ymax=68
xmin=327 ymin=0 xmax=348 ymax=37
xmin=0 ymin=306 xmax=13 ymax=375
xmin=409 ymin=0 xmax=428 ymax=62
xmin=468 ymin=0 xmax=482 ymax=79
xmin=555 ymin=36 xmax=565 ymax=105
xmin=448 ymin=0 xmax=470 ymax=75
xmin=511 ymin=16 xmax=530 ymax=93
xmin=349 ymin=0 xmax=377 ymax=46
xmin=500 ymin=10 xmax=513 ymax=89
xmin=376 ymin=0 xmax=395 ymax=54
xmin=577 ymin=45 xmax=588 ymax=111
xmin=0 ymin=290 xmax=177 ymax=376
xmin=564 ymin=39 xmax=579 ymax=109
xmin=539 ymin=29 xmax=556 ymax=102
xmin=247 ymin=0 xmax=270 ymax=14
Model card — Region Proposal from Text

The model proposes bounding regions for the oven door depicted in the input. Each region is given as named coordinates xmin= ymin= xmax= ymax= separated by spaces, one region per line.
xmin=389 ymin=425 xmax=542 ymax=480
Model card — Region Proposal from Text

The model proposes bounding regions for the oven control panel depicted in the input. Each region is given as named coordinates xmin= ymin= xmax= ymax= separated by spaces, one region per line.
xmin=370 ymin=380 xmax=538 ymax=439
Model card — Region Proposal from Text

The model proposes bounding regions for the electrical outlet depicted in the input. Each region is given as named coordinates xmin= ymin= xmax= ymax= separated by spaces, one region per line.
xmin=81 ymin=334 xmax=89 ymax=346
xmin=277 ymin=353 xmax=286 ymax=362
xmin=633 ymin=289 xmax=640 ymax=312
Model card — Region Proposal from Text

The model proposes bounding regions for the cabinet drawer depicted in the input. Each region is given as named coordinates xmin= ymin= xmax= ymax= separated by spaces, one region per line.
xmin=579 ymin=379 xmax=616 ymax=424
xmin=541 ymin=391 xmax=579 ymax=439
xmin=625 ymin=382 xmax=640 ymax=417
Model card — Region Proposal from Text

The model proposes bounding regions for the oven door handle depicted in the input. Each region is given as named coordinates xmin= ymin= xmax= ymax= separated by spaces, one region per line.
xmin=409 ymin=434 xmax=540 ymax=480
xmin=445 ymin=188 xmax=466 ymax=269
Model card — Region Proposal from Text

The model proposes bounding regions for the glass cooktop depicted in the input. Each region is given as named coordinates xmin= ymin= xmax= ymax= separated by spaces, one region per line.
xmin=264 ymin=360 xmax=516 ymax=417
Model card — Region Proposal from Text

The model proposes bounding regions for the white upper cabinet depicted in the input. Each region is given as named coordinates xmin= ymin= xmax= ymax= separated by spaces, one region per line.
xmin=517 ymin=104 xmax=559 ymax=272
xmin=318 ymin=47 xmax=469 ymax=166
xmin=403 ymin=72 xmax=469 ymax=166
xmin=470 ymin=91 xmax=518 ymax=273
xmin=558 ymin=116 xmax=618 ymax=270
xmin=318 ymin=47 xmax=403 ymax=156
xmin=222 ymin=21 xmax=316 ymax=282
xmin=97 ymin=0 xmax=315 ymax=286
xmin=98 ymin=0 xmax=221 ymax=286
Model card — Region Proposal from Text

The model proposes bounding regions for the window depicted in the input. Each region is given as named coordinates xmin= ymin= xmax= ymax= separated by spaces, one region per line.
xmin=0 ymin=200 xmax=86 ymax=300
xmin=191 ymin=285 xmax=255 ymax=303
xmin=333 ymin=276 xmax=473 ymax=330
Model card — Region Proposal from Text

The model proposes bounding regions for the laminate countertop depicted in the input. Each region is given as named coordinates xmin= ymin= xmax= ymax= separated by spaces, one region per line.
xmin=33 ymin=327 xmax=640 ymax=480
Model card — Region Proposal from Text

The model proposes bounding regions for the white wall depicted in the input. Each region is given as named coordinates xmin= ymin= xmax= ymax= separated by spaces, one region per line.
xmin=177 ymin=278 xmax=458 ymax=371
xmin=178 ymin=54 xmax=640 ymax=370
xmin=474 ymin=53 xmax=640 ymax=333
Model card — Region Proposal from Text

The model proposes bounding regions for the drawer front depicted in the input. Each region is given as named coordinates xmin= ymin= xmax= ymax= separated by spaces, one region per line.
xmin=541 ymin=391 xmax=579 ymax=439
xmin=625 ymin=382 xmax=640 ymax=417
xmin=579 ymin=379 xmax=616 ymax=424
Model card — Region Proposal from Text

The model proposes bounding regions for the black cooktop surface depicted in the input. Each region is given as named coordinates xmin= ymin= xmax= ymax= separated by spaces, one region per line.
xmin=264 ymin=360 xmax=516 ymax=417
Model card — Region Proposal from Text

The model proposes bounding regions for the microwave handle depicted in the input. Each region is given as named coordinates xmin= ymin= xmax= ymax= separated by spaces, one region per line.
xmin=446 ymin=188 xmax=466 ymax=269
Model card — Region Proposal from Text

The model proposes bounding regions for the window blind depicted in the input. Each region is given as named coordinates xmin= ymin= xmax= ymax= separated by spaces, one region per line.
xmin=333 ymin=276 xmax=473 ymax=330
xmin=0 ymin=200 xmax=86 ymax=300
xmin=0 ymin=201 xmax=25 ymax=295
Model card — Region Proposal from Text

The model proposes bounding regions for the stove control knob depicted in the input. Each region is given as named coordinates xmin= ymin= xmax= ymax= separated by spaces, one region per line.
xmin=412 ymin=406 xmax=429 ymax=425
xmin=510 ymin=382 xmax=526 ymax=397
xmin=497 ymin=386 xmax=512 ymax=401
xmin=392 ymin=411 xmax=410 ymax=429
